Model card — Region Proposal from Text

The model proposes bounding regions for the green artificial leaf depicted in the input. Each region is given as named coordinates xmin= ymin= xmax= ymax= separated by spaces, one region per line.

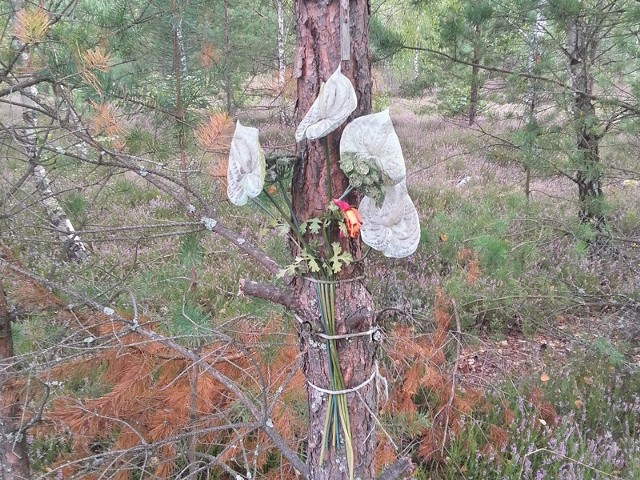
xmin=265 ymin=218 xmax=290 ymax=237
xmin=301 ymin=249 xmax=321 ymax=273
xmin=300 ymin=217 xmax=323 ymax=235
xmin=338 ymin=222 xmax=348 ymax=238
xmin=307 ymin=218 xmax=323 ymax=234
xmin=329 ymin=242 xmax=353 ymax=273
xmin=277 ymin=255 xmax=305 ymax=278
xmin=275 ymin=222 xmax=290 ymax=237
xmin=308 ymin=258 xmax=320 ymax=273
xmin=277 ymin=263 xmax=298 ymax=278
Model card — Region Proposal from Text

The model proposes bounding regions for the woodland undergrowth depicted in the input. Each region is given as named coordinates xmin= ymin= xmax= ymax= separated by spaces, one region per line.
xmin=2 ymin=94 xmax=639 ymax=479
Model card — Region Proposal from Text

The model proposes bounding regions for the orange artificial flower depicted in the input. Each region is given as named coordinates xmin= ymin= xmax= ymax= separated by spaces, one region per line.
xmin=333 ymin=199 xmax=363 ymax=239
xmin=344 ymin=208 xmax=363 ymax=238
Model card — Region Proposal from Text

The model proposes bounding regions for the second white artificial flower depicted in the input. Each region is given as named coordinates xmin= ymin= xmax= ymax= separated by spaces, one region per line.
xmin=295 ymin=65 xmax=357 ymax=142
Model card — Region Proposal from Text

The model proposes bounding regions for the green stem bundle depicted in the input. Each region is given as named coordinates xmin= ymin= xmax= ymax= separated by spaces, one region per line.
xmin=316 ymin=279 xmax=354 ymax=480
xmin=265 ymin=135 xmax=355 ymax=478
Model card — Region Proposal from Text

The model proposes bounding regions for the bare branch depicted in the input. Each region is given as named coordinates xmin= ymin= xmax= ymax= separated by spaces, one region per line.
xmin=238 ymin=279 xmax=299 ymax=311
xmin=0 ymin=258 xmax=310 ymax=478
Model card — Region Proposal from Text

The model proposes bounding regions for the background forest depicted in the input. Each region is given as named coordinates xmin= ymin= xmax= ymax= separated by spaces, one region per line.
xmin=1 ymin=0 xmax=639 ymax=479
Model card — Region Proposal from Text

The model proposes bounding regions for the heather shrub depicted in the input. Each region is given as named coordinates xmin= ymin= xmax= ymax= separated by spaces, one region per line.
xmin=369 ymin=177 xmax=639 ymax=337
xmin=416 ymin=349 xmax=640 ymax=479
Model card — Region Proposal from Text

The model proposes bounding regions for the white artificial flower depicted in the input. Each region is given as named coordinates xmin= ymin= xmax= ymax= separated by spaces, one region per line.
xmin=295 ymin=65 xmax=357 ymax=142
xmin=227 ymin=121 xmax=265 ymax=206
xmin=339 ymin=108 xmax=406 ymax=185
xmin=359 ymin=181 xmax=420 ymax=258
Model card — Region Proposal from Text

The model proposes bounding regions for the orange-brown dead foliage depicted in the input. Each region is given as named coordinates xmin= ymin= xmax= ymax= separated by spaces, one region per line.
xmin=383 ymin=289 xmax=495 ymax=469
xmin=457 ymin=248 xmax=480 ymax=284
xmin=200 ymin=41 xmax=220 ymax=69
xmin=1 ymin=256 xmax=307 ymax=478
xmin=13 ymin=7 xmax=50 ymax=45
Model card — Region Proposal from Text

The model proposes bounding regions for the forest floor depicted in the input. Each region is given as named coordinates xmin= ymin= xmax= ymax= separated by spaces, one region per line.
xmin=3 ymin=81 xmax=640 ymax=478
xmin=253 ymin=76 xmax=640 ymax=392
xmin=383 ymin=94 xmax=640 ymax=387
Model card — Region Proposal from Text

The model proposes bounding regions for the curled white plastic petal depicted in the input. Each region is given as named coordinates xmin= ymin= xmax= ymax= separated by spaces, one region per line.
xmin=359 ymin=181 xmax=420 ymax=258
xmin=340 ymin=109 xmax=406 ymax=185
xmin=295 ymin=65 xmax=357 ymax=142
xmin=227 ymin=121 xmax=265 ymax=206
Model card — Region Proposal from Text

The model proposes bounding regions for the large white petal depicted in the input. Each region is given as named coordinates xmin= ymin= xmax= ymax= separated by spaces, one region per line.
xmin=340 ymin=109 xmax=406 ymax=185
xmin=295 ymin=65 xmax=357 ymax=142
xmin=360 ymin=181 xmax=420 ymax=258
xmin=227 ymin=121 xmax=265 ymax=206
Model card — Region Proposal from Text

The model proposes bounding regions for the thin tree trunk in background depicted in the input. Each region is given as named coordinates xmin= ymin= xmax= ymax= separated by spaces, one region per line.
xmin=171 ymin=2 xmax=190 ymax=198
xmin=223 ymin=0 xmax=233 ymax=114
xmin=9 ymin=0 xmax=87 ymax=262
xmin=0 ymin=279 xmax=31 ymax=480
xmin=413 ymin=24 xmax=420 ymax=79
xmin=186 ymin=366 xmax=199 ymax=478
xmin=32 ymin=166 xmax=89 ymax=260
xmin=293 ymin=1 xmax=376 ymax=478
xmin=276 ymin=0 xmax=287 ymax=124
xmin=566 ymin=15 xmax=604 ymax=232
xmin=468 ymin=24 xmax=481 ymax=125
xmin=175 ymin=17 xmax=187 ymax=77
xmin=524 ymin=2 xmax=546 ymax=201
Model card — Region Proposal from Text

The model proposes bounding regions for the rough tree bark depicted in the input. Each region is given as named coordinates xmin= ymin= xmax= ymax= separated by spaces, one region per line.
xmin=0 ymin=278 xmax=31 ymax=480
xmin=9 ymin=0 xmax=87 ymax=262
xmin=566 ymin=12 xmax=604 ymax=232
xmin=293 ymin=1 xmax=377 ymax=478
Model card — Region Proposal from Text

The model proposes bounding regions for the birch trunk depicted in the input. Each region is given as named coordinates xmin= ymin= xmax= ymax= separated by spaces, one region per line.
xmin=9 ymin=0 xmax=87 ymax=262
xmin=175 ymin=17 xmax=188 ymax=77
xmin=276 ymin=0 xmax=287 ymax=124
xmin=171 ymin=2 xmax=190 ymax=197
xmin=293 ymin=1 xmax=377 ymax=478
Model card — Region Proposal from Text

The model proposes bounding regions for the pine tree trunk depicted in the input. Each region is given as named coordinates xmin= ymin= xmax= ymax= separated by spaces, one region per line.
xmin=566 ymin=16 xmax=604 ymax=232
xmin=9 ymin=0 xmax=87 ymax=262
xmin=524 ymin=2 xmax=546 ymax=201
xmin=293 ymin=1 xmax=377 ymax=478
xmin=0 ymin=279 xmax=31 ymax=480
